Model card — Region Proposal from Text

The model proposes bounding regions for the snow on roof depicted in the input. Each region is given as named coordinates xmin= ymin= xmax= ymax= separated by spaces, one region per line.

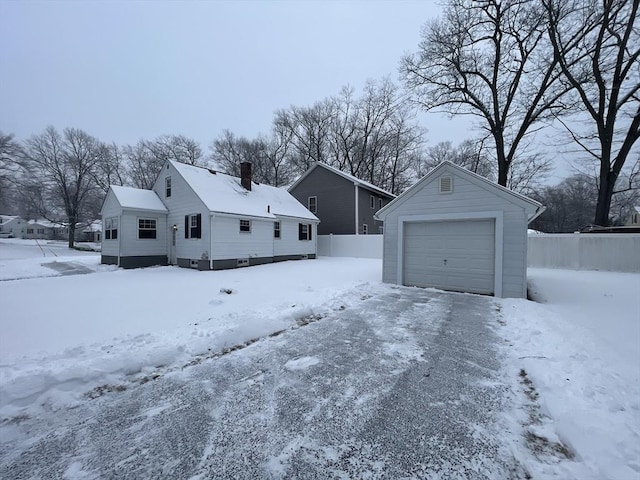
xmin=82 ymin=220 xmax=102 ymax=233
xmin=289 ymin=162 xmax=396 ymax=199
xmin=171 ymin=161 xmax=318 ymax=221
xmin=27 ymin=219 xmax=66 ymax=228
xmin=111 ymin=185 xmax=168 ymax=212
xmin=0 ymin=215 xmax=20 ymax=222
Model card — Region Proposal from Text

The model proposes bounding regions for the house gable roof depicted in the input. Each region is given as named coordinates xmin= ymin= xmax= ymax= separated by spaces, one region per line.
xmin=109 ymin=185 xmax=168 ymax=213
xmin=288 ymin=162 xmax=396 ymax=199
xmin=375 ymin=161 xmax=544 ymax=222
xmin=170 ymin=161 xmax=318 ymax=221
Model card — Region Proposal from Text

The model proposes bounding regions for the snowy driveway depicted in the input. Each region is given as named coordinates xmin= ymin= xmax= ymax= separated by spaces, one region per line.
xmin=1 ymin=287 xmax=521 ymax=479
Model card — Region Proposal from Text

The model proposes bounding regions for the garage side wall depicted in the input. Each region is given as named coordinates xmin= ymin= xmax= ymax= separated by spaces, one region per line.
xmin=381 ymin=172 xmax=529 ymax=298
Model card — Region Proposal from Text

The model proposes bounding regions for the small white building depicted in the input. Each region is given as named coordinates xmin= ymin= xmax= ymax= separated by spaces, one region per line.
xmin=375 ymin=162 xmax=544 ymax=298
xmin=101 ymin=161 xmax=319 ymax=269
xmin=0 ymin=215 xmax=25 ymax=238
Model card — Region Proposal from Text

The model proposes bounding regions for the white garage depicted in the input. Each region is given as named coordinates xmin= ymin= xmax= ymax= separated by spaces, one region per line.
xmin=375 ymin=162 xmax=544 ymax=298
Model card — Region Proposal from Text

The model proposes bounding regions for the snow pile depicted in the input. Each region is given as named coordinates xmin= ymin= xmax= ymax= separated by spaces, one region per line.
xmin=498 ymin=268 xmax=640 ymax=480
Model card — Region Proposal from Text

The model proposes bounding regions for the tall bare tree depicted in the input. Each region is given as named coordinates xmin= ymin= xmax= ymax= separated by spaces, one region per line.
xmin=22 ymin=127 xmax=101 ymax=247
xmin=544 ymin=0 xmax=640 ymax=225
xmin=0 ymin=131 xmax=23 ymax=212
xmin=402 ymin=0 xmax=570 ymax=187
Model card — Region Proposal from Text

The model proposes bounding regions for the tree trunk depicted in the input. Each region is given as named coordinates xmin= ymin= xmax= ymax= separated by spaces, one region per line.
xmin=594 ymin=169 xmax=617 ymax=226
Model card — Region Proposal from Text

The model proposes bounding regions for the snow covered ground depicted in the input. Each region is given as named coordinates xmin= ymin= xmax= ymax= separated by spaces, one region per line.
xmin=0 ymin=238 xmax=638 ymax=479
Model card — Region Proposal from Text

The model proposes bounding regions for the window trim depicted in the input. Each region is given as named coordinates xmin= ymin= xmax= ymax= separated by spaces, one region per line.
xmin=370 ymin=195 xmax=375 ymax=209
xmin=240 ymin=219 xmax=251 ymax=233
xmin=165 ymin=176 xmax=172 ymax=198
xmin=137 ymin=218 xmax=157 ymax=240
xmin=308 ymin=196 xmax=317 ymax=213
xmin=274 ymin=221 xmax=281 ymax=238
xmin=185 ymin=214 xmax=202 ymax=239
xmin=298 ymin=223 xmax=312 ymax=241
xmin=105 ymin=217 xmax=118 ymax=240
xmin=379 ymin=198 xmax=383 ymax=210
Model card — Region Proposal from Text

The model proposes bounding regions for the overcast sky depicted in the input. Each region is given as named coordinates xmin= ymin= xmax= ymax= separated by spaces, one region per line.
xmin=1 ymin=0 xmax=478 ymax=148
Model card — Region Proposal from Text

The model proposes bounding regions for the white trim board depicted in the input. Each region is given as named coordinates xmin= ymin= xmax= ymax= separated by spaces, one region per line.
xmin=396 ymin=211 xmax=504 ymax=298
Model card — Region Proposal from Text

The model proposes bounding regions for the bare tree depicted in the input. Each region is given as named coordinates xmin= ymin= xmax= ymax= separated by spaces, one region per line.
xmin=92 ymin=142 xmax=126 ymax=193
xmin=0 ymin=131 xmax=23 ymax=212
xmin=420 ymin=139 xmax=495 ymax=179
xmin=147 ymin=134 xmax=204 ymax=166
xmin=123 ymin=140 xmax=163 ymax=189
xmin=544 ymin=0 xmax=640 ymax=225
xmin=22 ymin=127 xmax=102 ymax=247
xmin=402 ymin=0 xmax=570 ymax=187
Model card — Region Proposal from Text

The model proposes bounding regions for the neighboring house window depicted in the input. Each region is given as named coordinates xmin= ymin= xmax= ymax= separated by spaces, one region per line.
xmin=363 ymin=224 xmax=368 ymax=235
xmin=370 ymin=195 xmax=375 ymax=209
xmin=298 ymin=223 xmax=312 ymax=241
xmin=379 ymin=198 xmax=383 ymax=210
xmin=185 ymin=214 xmax=202 ymax=239
xmin=105 ymin=217 xmax=118 ymax=239
xmin=308 ymin=196 xmax=317 ymax=213
xmin=240 ymin=219 xmax=251 ymax=233
xmin=138 ymin=218 xmax=157 ymax=239
xmin=37 ymin=228 xmax=45 ymax=234
xmin=27 ymin=228 xmax=34 ymax=234
xmin=165 ymin=177 xmax=172 ymax=198
xmin=378 ymin=226 xmax=384 ymax=234
xmin=274 ymin=221 xmax=281 ymax=238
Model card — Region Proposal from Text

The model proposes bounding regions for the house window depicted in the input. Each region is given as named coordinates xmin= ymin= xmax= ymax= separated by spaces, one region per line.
xmin=274 ymin=221 xmax=281 ymax=238
xmin=184 ymin=214 xmax=201 ymax=239
xmin=362 ymin=224 xmax=368 ymax=235
xmin=298 ymin=223 xmax=312 ymax=241
xmin=138 ymin=218 xmax=157 ymax=239
xmin=105 ymin=217 xmax=118 ymax=240
xmin=308 ymin=196 xmax=317 ymax=213
xmin=165 ymin=177 xmax=172 ymax=198
xmin=379 ymin=198 xmax=383 ymax=210
xmin=37 ymin=228 xmax=45 ymax=234
xmin=240 ymin=219 xmax=251 ymax=233
xmin=27 ymin=228 xmax=34 ymax=234
xmin=370 ymin=195 xmax=375 ymax=209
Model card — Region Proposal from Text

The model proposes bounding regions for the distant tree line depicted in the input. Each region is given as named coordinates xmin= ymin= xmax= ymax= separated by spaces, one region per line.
xmin=1 ymin=0 xmax=638 ymax=245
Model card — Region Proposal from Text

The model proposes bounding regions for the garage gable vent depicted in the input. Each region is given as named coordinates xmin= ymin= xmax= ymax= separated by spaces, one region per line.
xmin=439 ymin=176 xmax=453 ymax=193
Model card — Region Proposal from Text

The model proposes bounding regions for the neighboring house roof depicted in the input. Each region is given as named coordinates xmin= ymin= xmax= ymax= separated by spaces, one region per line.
xmin=375 ymin=161 xmax=545 ymax=222
xmin=26 ymin=219 xmax=67 ymax=228
xmin=110 ymin=185 xmax=169 ymax=213
xmin=288 ymin=162 xmax=396 ymax=199
xmin=0 ymin=215 xmax=20 ymax=222
xmin=82 ymin=220 xmax=102 ymax=233
xmin=171 ymin=161 xmax=318 ymax=221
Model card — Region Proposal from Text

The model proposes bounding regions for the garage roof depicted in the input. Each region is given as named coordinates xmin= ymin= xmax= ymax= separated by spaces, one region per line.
xmin=375 ymin=161 xmax=544 ymax=222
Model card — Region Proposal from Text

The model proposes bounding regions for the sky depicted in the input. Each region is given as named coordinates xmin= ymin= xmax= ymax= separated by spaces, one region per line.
xmin=0 ymin=1 xmax=476 ymax=148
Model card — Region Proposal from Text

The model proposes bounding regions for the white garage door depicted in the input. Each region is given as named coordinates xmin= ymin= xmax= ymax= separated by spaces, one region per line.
xmin=403 ymin=219 xmax=495 ymax=295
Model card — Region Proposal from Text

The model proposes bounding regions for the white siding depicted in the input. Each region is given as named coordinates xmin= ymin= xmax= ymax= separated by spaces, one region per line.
xmin=100 ymin=191 xmax=121 ymax=257
xmin=119 ymin=211 xmax=167 ymax=257
xmin=153 ymin=163 xmax=210 ymax=261
xmin=381 ymin=167 xmax=529 ymax=298
xmin=210 ymin=216 xmax=274 ymax=260
xmin=274 ymin=219 xmax=316 ymax=256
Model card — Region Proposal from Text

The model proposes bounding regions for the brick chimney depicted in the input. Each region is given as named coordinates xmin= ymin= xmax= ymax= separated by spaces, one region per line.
xmin=240 ymin=162 xmax=252 ymax=191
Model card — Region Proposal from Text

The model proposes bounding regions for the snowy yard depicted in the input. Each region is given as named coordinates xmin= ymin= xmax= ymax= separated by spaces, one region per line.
xmin=0 ymin=239 xmax=638 ymax=479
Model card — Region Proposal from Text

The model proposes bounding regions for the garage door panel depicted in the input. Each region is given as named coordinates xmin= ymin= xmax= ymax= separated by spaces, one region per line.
xmin=403 ymin=219 xmax=495 ymax=295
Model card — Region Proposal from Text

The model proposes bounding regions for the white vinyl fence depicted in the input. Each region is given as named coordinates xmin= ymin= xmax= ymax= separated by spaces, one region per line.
xmin=318 ymin=233 xmax=640 ymax=272
xmin=527 ymin=233 xmax=640 ymax=272
xmin=317 ymin=234 xmax=383 ymax=259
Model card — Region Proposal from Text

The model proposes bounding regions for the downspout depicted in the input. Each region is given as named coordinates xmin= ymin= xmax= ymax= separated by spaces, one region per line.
xmin=118 ymin=214 xmax=122 ymax=267
xmin=354 ymin=184 xmax=359 ymax=235
xmin=210 ymin=213 xmax=215 ymax=270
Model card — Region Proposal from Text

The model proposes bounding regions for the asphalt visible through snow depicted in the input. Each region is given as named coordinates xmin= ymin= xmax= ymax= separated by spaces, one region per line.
xmin=0 ymin=286 xmax=525 ymax=479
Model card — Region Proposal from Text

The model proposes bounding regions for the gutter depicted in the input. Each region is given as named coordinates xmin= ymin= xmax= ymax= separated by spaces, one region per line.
xmin=528 ymin=205 xmax=546 ymax=224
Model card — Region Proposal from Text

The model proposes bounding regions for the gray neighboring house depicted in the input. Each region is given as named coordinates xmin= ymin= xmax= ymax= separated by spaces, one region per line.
xmin=288 ymin=162 xmax=395 ymax=235
xmin=0 ymin=215 xmax=25 ymax=238
xmin=375 ymin=161 xmax=545 ymax=298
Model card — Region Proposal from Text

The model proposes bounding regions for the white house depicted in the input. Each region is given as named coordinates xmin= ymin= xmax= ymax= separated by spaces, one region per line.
xmin=101 ymin=161 xmax=319 ymax=269
xmin=375 ymin=161 xmax=544 ymax=298
xmin=0 ymin=215 xmax=25 ymax=238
